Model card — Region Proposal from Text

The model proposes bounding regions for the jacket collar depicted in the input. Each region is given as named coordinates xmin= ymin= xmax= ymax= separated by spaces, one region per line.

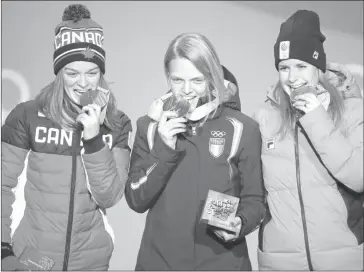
xmin=148 ymin=79 xmax=241 ymax=122
xmin=266 ymin=62 xmax=362 ymax=105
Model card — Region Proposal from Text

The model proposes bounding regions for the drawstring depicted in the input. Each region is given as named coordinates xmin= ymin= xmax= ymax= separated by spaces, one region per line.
xmin=294 ymin=121 xmax=314 ymax=271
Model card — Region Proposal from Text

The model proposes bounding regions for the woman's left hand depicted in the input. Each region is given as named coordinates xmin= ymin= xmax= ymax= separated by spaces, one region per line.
xmin=292 ymin=93 xmax=322 ymax=114
xmin=76 ymin=104 xmax=101 ymax=140
xmin=214 ymin=217 xmax=242 ymax=242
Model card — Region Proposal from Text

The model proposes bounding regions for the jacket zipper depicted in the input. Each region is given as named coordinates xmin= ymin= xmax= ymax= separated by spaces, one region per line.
xmin=193 ymin=139 xmax=201 ymax=270
xmin=62 ymin=131 xmax=80 ymax=270
xmin=185 ymin=123 xmax=199 ymax=269
xmin=294 ymin=124 xmax=313 ymax=271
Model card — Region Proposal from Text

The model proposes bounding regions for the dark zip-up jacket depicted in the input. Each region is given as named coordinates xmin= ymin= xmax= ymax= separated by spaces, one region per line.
xmin=125 ymin=68 xmax=266 ymax=270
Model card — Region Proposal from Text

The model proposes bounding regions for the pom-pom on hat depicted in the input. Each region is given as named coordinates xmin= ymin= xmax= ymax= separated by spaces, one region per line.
xmin=53 ymin=4 xmax=106 ymax=75
xmin=274 ymin=10 xmax=326 ymax=72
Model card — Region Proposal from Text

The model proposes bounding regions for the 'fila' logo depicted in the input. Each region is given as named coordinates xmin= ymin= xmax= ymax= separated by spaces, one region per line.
xmin=266 ymin=137 xmax=275 ymax=150
xmin=313 ymin=51 xmax=319 ymax=59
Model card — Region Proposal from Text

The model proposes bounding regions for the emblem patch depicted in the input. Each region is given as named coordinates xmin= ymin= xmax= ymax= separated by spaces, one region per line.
xmin=209 ymin=137 xmax=225 ymax=158
xmin=209 ymin=130 xmax=226 ymax=158
xmin=279 ymin=41 xmax=290 ymax=60
xmin=82 ymin=47 xmax=95 ymax=59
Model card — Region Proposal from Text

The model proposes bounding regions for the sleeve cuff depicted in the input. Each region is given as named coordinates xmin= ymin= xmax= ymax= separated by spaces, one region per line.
xmin=82 ymin=133 xmax=105 ymax=154
xmin=236 ymin=213 xmax=247 ymax=238
xmin=1 ymin=242 xmax=15 ymax=259
xmin=299 ymin=105 xmax=335 ymax=141
xmin=300 ymin=105 xmax=326 ymax=125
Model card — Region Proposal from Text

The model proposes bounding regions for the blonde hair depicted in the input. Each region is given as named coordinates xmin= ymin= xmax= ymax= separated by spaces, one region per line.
xmin=164 ymin=33 xmax=227 ymax=121
xmin=273 ymin=74 xmax=345 ymax=138
xmin=35 ymin=71 xmax=122 ymax=132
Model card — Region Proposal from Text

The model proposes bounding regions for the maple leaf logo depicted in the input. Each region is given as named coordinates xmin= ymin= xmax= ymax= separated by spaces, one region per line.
xmin=82 ymin=48 xmax=95 ymax=59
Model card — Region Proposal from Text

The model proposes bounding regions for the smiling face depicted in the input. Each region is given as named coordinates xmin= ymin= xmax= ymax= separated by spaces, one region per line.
xmin=278 ymin=58 xmax=320 ymax=96
xmin=167 ymin=58 xmax=208 ymax=112
xmin=62 ymin=61 xmax=101 ymax=105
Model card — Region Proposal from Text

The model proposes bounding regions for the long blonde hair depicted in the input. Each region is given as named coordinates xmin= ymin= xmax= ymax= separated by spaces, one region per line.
xmin=35 ymin=71 xmax=122 ymax=132
xmin=274 ymin=74 xmax=345 ymax=138
xmin=164 ymin=33 xmax=227 ymax=121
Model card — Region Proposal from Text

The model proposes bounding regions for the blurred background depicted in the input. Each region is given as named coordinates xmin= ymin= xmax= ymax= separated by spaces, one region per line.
xmin=1 ymin=1 xmax=363 ymax=270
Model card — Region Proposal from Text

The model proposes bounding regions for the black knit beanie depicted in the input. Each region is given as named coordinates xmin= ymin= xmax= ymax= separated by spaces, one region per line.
xmin=53 ymin=4 xmax=106 ymax=75
xmin=274 ymin=10 xmax=326 ymax=72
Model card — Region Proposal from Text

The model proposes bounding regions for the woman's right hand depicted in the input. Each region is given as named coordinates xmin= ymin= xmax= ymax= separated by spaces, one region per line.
xmin=2 ymin=256 xmax=30 ymax=271
xmin=157 ymin=111 xmax=187 ymax=150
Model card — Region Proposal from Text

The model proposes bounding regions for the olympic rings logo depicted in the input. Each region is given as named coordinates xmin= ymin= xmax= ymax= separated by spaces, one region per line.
xmin=1 ymin=69 xmax=30 ymax=124
xmin=211 ymin=131 xmax=226 ymax=137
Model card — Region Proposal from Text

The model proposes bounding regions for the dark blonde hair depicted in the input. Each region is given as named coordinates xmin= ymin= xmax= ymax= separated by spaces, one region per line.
xmin=274 ymin=74 xmax=345 ymax=138
xmin=164 ymin=33 xmax=228 ymax=121
xmin=35 ymin=71 xmax=122 ymax=132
